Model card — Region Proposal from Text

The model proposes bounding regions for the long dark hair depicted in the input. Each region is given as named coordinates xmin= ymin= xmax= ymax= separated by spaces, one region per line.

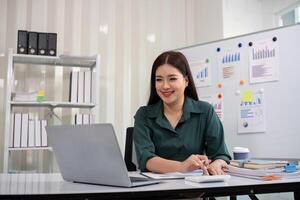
xmin=147 ymin=51 xmax=198 ymax=105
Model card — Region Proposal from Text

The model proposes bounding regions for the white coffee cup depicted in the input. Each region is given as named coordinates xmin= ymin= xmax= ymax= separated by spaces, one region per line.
xmin=233 ymin=147 xmax=250 ymax=160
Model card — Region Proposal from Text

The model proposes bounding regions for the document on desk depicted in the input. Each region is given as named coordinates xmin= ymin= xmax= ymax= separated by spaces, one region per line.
xmin=141 ymin=169 xmax=203 ymax=179
xmin=228 ymin=165 xmax=300 ymax=180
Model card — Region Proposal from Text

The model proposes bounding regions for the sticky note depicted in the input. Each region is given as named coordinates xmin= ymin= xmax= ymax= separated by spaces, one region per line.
xmin=242 ymin=90 xmax=253 ymax=102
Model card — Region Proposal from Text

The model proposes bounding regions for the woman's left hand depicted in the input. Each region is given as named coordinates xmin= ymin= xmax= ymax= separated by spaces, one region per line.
xmin=207 ymin=159 xmax=228 ymax=175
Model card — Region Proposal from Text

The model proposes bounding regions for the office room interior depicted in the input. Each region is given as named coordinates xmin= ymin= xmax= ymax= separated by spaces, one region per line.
xmin=0 ymin=0 xmax=300 ymax=199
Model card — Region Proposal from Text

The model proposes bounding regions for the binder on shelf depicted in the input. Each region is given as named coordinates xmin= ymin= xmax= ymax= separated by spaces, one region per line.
xmin=91 ymin=71 xmax=96 ymax=103
xmin=32 ymin=173 xmax=39 ymax=193
xmin=17 ymin=173 xmax=26 ymax=193
xmin=83 ymin=114 xmax=90 ymax=124
xmin=90 ymin=114 xmax=95 ymax=124
xmin=77 ymin=71 xmax=84 ymax=103
xmin=35 ymin=120 xmax=41 ymax=147
xmin=38 ymin=32 xmax=47 ymax=55
xmin=28 ymin=119 xmax=35 ymax=147
xmin=9 ymin=114 xmax=14 ymax=148
xmin=84 ymin=71 xmax=91 ymax=103
xmin=13 ymin=113 xmax=22 ymax=148
xmin=75 ymin=114 xmax=83 ymax=125
xmin=25 ymin=173 xmax=33 ymax=193
xmin=41 ymin=120 xmax=47 ymax=147
xmin=75 ymin=114 xmax=94 ymax=124
xmin=21 ymin=113 xmax=29 ymax=148
xmin=17 ymin=30 xmax=28 ymax=54
xmin=28 ymin=32 xmax=38 ymax=55
xmin=69 ymin=71 xmax=78 ymax=103
xmin=47 ymin=33 xmax=57 ymax=56
xmin=10 ymin=174 xmax=18 ymax=193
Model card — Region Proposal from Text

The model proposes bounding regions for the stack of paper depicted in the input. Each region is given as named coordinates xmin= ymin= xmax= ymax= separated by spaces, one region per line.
xmin=230 ymin=159 xmax=288 ymax=169
xmin=228 ymin=165 xmax=300 ymax=180
xmin=13 ymin=91 xmax=36 ymax=101
xmin=141 ymin=169 xmax=203 ymax=180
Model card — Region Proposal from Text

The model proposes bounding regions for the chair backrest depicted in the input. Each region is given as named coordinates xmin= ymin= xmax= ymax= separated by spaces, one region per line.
xmin=124 ymin=127 xmax=137 ymax=171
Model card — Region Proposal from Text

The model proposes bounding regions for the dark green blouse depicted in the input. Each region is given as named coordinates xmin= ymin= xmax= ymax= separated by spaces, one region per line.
xmin=133 ymin=96 xmax=231 ymax=171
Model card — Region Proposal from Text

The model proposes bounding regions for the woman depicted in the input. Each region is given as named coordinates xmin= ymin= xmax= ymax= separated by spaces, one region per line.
xmin=133 ymin=51 xmax=231 ymax=175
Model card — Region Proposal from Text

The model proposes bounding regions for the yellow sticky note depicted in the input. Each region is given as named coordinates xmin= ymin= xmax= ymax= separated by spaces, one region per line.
xmin=242 ymin=90 xmax=253 ymax=102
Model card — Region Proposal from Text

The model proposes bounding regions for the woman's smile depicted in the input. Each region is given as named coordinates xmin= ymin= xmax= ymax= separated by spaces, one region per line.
xmin=160 ymin=90 xmax=174 ymax=97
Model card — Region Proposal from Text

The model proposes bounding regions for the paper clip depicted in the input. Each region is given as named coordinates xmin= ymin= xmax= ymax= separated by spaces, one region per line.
xmin=284 ymin=163 xmax=297 ymax=173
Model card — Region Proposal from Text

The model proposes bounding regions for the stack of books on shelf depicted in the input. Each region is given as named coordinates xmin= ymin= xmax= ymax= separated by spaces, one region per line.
xmin=69 ymin=70 xmax=92 ymax=103
xmin=9 ymin=113 xmax=48 ymax=148
xmin=75 ymin=113 xmax=95 ymax=125
xmin=12 ymin=91 xmax=37 ymax=102
xmin=228 ymin=159 xmax=300 ymax=180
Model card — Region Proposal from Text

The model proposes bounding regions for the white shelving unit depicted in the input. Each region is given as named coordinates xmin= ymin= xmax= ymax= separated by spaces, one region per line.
xmin=3 ymin=49 xmax=100 ymax=173
xmin=10 ymin=101 xmax=95 ymax=109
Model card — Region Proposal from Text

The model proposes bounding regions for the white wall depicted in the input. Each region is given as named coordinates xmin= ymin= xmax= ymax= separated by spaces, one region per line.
xmin=223 ymin=0 xmax=264 ymax=38
xmin=222 ymin=0 xmax=299 ymax=38
xmin=261 ymin=0 xmax=300 ymax=28
xmin=193 ymin=0 xmax=224 ymax=43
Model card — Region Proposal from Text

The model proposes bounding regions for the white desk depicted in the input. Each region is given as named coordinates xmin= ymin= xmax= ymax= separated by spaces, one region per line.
xmin=0 ymin=173 xmax=300 ymax=199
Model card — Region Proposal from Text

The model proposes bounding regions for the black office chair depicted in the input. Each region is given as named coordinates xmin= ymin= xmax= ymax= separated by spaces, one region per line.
xmin=124 ymin=127 xmax=137 ymax=171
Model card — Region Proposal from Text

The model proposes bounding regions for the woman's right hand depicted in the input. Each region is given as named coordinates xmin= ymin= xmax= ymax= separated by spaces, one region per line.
xmin=179 ymin=154 xmax=210 ymax=175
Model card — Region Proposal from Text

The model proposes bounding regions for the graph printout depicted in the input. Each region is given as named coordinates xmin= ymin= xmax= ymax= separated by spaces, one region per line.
xmin=217 ymin=49 xmax=242 ymax=81
xmin=249 ymin=38 xmax=279 ymax=83
xmin=190 ymin=59 xmax=212 ymax=87
xmin=238 ymin=92 xmax=266 ymax=133
xmin=199 ymin=94 xmax=224 ymax=122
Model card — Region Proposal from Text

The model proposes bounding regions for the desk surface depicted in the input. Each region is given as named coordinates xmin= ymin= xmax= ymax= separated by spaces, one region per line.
xmin=0 ymin=173 xmax=300 ymax=199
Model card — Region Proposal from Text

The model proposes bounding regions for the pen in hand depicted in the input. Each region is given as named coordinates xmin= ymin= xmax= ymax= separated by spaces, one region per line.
xmin=195 ymin=155 xmax=210 ymax=175
xmin=180 ymin=154 xmax=210 ymax=175
xmin=200 ymin=160 xmax=210 ymax=175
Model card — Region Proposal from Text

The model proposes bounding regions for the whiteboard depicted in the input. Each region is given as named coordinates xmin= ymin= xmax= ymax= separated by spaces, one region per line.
xmin=179 ymin=24 xmax=300 ymax=159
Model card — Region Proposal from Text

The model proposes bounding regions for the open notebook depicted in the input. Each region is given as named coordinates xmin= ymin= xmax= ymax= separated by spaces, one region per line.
xmin=141 ymin=169 xmax=203 ymax=179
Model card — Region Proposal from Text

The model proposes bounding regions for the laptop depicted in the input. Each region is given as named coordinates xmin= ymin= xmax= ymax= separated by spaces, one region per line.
xmin=46 ymin=123 xmax=159 ymax=187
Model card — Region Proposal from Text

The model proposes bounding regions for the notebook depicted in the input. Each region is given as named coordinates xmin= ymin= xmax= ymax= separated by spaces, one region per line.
xmin=185 ymin=175 xmax=231 ymax=183
xmin=46 ymin=123 xmax=159 ymax=187
xmin=230 ymin=159 xmax=288 ymax=169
